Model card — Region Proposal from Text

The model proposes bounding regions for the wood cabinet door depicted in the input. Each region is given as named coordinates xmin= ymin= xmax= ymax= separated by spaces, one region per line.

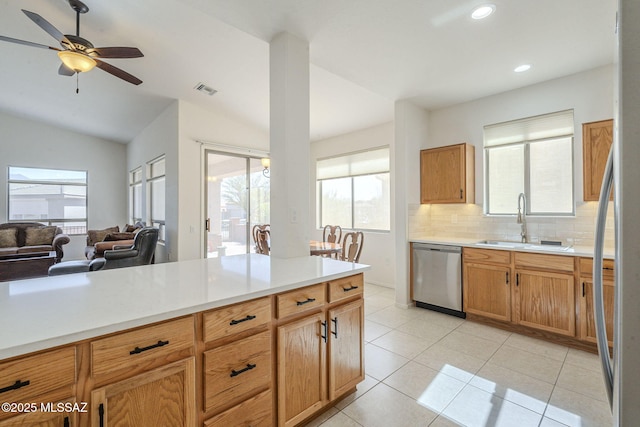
xmin=514 ymin=269 xmax=575 ymax=336
xmin=580 ymin=278 xmax=615 ymax=346
xmin=583 ymin=119 xmax=613 ymax=201
xmin=277 ymin=313 xmax=326 ymax=427
xmin=328 ymin=299 xmax=364 ymax=401
xmin=464 ymin=263 xmax=511 ymax=321
xmin=91 ymin=358 xmax=196 ymax=427
xmin=0 ymin=411 xmax=73 ymax=427
xmin=420 ymin=144 xmax=465 ymax=203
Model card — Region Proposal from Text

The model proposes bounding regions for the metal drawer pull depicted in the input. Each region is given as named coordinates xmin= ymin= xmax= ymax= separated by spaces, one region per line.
xmin=129 ymin=340 xmax=169 ymax=355
xmin=331 ymin=317 xmax=338 ymax=338
xmin=230 ymin=363 xmax=256 ymax=377
xmin=603 ymin=266 xmax=614 ymax=271
xmin=342 ymin=285 xmax=359 ymax=292
xmin=0 ymin=379 xmax=30 ymax=394
xmin=296 ymin=297 xmax=316 ymax=306
xmin=230 ymin=315 xmax=256 ymax=325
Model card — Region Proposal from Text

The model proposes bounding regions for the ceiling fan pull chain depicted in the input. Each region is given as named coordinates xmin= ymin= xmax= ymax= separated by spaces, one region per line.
xmin=76 ymin=73 xmax=79 ymax=94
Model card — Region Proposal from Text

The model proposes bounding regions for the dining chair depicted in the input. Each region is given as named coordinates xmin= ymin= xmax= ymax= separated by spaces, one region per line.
xmin=254 ymin=228 xmax=270 ymax=255
xmin=322 ymin=225 xmax=342 ymax=259
xmin=252 ymin=224 xmax=270 ymax=254
xmin=340 ymin=231 xmax=363 ymax=263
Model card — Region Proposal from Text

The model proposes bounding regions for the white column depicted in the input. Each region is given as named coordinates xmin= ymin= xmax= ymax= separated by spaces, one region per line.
xmin=269 ymin=32 xmax=310 ymax=258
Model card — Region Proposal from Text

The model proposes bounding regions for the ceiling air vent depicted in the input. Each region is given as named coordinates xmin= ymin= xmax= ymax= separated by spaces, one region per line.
xmin=194 ymin=82 xmax=218 ymax=96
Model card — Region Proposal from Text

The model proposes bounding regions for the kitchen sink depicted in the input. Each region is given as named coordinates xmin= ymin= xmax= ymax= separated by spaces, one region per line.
xmin=476 ymin=240 xmax=573 ymax=252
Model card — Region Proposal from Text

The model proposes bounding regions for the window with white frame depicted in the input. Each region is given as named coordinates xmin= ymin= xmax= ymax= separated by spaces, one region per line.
xmin=8 ymin=166 xmax=87 ymax=234
xmin=129 ymin=167 xmax=142 ymax=224
xmin=147 ymin=156 xmax=165 ymax=243
xmin=316 ymin=147 xmax=390 ymax=231
xmin=484 ymin=110 xmax=575 ymax=215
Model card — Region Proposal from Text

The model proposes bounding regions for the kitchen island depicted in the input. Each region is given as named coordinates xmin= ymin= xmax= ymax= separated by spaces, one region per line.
xmin=0 ymin=254 xmax=369 ymax=426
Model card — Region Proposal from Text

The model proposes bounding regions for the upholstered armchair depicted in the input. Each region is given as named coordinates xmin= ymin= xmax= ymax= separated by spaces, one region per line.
xmin=101 ymin=227 xmax=159 ymax=270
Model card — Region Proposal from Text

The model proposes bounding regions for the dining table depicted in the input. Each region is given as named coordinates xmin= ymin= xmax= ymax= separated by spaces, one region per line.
xmin=309 ymin=240 xmax=342 ymax=257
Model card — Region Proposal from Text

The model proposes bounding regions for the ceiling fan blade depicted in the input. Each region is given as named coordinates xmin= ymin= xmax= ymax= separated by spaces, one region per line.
xmin=0 ymin=34 xmax=60 ymax=51
xmin=86 ymin=47 xmax=144 ymax=59
xmin=95 ymin=59 xmax=142 ymax=85
xmin=21 ymin=9 xmax=73 ymax=48
xmin=58 ymin=63 xmax=75 ymax=76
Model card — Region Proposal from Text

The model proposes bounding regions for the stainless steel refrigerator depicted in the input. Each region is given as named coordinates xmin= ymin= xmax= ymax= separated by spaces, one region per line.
xmin=592 ymin=1 xmax=640 ymax=424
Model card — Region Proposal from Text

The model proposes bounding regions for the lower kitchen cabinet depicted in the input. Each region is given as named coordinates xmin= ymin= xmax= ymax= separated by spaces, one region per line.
xmin=513 ymin=269 xmax=575 ymax=336
xmin=91 ymin=357 xmax=196 ymax=427
xmin=204 ymin=389 xmax=272 ymax=427
xmin=464 ymin=262 xmax=511 ymax=322
xmin=0 ymin=404 xmax=74 ymax=427
xmin=579 ymin=279 xmax=615 ymax=346
xmin=328 ymin=298 xmax=364 ymax=401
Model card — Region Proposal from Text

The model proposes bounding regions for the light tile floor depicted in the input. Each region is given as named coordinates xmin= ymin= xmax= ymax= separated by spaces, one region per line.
xmin=308 ymin=283 xmax=613 ymax=427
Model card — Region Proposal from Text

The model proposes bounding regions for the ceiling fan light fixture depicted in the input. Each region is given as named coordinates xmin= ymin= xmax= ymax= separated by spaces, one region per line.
xmin=58 ymin=50 xmax=96 ymax=72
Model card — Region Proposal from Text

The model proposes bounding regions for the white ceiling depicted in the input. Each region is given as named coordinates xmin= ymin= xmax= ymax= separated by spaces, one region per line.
xmin=0 ymin=0 xmax=616 ymax=144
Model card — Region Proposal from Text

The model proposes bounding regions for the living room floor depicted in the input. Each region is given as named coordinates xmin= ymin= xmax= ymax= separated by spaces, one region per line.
xmin=308 ymin=283 xmax=613 ymax=427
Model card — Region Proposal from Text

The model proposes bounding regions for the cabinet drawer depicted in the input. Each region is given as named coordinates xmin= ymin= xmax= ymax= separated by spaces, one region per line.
xmin=203 ymin=297 xmax=271 ymax=343
xmin=328 ymin=274 xmax=364 ymax=303
xmin=464 ymin=248 xmax=511 ymax=265
xmin=579 ymin=257 xmax=615 ymax=279
xmin=0 ymin=347 xmax=75 ymax=404
xmin=514 ymin=252 xmax=574 ymax=273
xmin=91 ymin=316 xmax=194 ymax=379
xmin=277 ymin=283 xmax=326 ymax=318
xmin=204 ymin=388 xmax=272 ymax=427
xmin=203 ymin=330 xmax=271 ymax=413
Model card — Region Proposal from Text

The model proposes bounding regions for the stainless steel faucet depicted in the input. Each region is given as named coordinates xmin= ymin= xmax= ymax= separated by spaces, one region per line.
xmin=517 ymin=192 xmax=528 ymax=243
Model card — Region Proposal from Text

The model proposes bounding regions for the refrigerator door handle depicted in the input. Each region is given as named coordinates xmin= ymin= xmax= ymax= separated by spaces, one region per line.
xmin=594 ymin=146 xmax=614 ymax=408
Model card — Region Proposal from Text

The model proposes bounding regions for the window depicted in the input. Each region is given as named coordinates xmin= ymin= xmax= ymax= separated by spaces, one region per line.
xmin=317 ymin=147 xmax=390 ymax=231
xmin=129 ymin=167 xmax=142 ymax=224
xmin=8 ymin=166 xmax=87 ymax=234
xmin=484 ymin=110 xmax=574 ymax=215
xmin=148 ymin=156 xmax=165 ymax=243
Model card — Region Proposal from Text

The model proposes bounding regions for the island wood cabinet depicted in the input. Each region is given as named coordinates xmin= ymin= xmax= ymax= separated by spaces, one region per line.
xmin=277 ymin=276 xmax=364 ymax=427
xmin=583 ymin=119 xmax=613 ymax=201
xmin=513 ymin=252 xmax=576 ymax=336
xmin=463 ymin=248 xmax=512 ymax=322
xmin=578 ymin=257 xmax=615 ymax=347
xmin=0 ymin=347 xmax=76 ymax=426
xmin=420 ymin=143 xmax=475 ymax=204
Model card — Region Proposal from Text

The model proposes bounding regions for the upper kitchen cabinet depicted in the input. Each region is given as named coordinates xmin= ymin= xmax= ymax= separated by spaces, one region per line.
xmin=583 ymin=119 xmax=613 ymax=201
xmin=420 ymin=143 xmax=475 ymax=204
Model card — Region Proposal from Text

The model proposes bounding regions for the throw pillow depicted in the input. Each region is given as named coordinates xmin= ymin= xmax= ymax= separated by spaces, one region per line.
xmin=0 ymin=228 xmax=18 ymax=248
xmin=104 ymin=232 xmax=136 ymax=241
xmin=25 ymin=226 xmax=57 ymax=246
xmin=87 ymin=226 xmax=119 ymax=246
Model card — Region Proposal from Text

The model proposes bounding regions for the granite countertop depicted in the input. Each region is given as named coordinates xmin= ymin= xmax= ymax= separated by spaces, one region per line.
xmin=408 ymin=235 xmax=615 ymax=259
xmin=0 ymin=254 xmax=370 ymax=360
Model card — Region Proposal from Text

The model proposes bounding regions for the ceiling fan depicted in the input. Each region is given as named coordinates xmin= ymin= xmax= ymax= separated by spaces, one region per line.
xmin=0 ymin=0 xmax=143 ymax=85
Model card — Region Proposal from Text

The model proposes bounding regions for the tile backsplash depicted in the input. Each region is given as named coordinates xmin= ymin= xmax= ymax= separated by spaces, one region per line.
xmin=408 ymin=202 xmax=615 ymax=249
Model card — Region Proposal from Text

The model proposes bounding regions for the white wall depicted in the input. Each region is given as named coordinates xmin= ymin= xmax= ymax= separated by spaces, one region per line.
xmin=127 ymin=101 xmax=179 ymax=263
xmin=0 ymin=111 xmax=127 ymax=260
xmin=310 ymin=122 xmax=395 ymax=287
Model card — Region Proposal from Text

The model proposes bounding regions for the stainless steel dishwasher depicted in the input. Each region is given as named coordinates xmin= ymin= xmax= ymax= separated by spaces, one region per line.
xmin=412 ymin=243 xmax=465 ymax=318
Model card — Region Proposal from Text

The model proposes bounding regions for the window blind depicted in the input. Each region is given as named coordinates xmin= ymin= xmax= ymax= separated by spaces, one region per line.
xmin=484 ymin=110 xmax=574 ymax=147
xmin=317 ymin=147 xmax=389 ymax=180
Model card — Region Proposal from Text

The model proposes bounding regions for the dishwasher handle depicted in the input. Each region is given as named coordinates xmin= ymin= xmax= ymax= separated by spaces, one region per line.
xmin=413 ymin=243 xmax=461 ymax=254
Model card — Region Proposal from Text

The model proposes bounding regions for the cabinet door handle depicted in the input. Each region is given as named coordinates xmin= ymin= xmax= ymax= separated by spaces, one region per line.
xmin=321 ymin=320 xmax=328 ymax=343
xmin=64 ymin=416 xmax=70 ymax=427
xmin=343 ymin=285 xmax=359 ymax=292
xmin=582 ymin=282 xmax=586 ymax=297
xmin=230 ymin=363 xmax=256 ymax=378
xmin=129 ymin=340 xmax=169 ymax=355
xmin=0 ymin=379 xmax=30 ymax=394
xmin=99 ymin=403 xmax=105 ymax=427
xmin=506 ymin=271 xmax=509 ymax=285
xmin=331 ymin=317 xmax=338 ymax=338
xmin=460 ymin=189 xmax=463 ymax=199
xmin=516 ymin=273 xmax=519 ymax=287
xmin=296 ymin=297 xmax=316 ymax=306
xmin=229 ymin=315 xmax=256 ymax=325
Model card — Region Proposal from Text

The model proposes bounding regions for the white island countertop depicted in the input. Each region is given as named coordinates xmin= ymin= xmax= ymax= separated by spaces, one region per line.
xmin=0 ymin=254 xmax=370 ymax=360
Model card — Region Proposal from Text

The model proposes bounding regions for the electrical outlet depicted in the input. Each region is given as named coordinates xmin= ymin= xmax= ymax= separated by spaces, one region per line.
xmin=290 ymin=207 xmax=298 ymax=223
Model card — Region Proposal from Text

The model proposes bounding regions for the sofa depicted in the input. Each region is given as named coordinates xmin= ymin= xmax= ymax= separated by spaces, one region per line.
xmin=0 ymin=222 xmax=70 ymax=263
xmin=85 ymin=222 xmax=145 ymax=260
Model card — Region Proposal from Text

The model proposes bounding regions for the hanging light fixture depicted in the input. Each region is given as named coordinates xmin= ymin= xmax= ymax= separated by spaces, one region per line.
xmin=261 ymin=158 xmax=270 ymax=178
xmin=57 ymin=50 xmax=97 ymax=73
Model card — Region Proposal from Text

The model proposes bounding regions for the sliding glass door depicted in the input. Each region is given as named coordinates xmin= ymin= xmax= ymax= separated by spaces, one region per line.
xmin=204 ymin=151 xmax=269 ymax=258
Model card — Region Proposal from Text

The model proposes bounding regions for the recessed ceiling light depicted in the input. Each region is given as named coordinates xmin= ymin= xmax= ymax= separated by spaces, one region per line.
xmin=514 ymin=64 xmax=531 ymax=73
xmin=471 ymin=4 xmax=496 ymax=20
